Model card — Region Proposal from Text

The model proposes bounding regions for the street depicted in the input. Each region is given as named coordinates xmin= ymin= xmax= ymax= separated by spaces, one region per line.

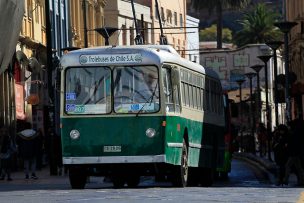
xmin=0 ymin=158 xmax=303 ymax=203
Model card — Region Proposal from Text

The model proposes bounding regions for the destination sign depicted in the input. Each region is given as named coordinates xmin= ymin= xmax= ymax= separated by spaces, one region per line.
xmin=79 ymin=53 xmax=143 ymax=65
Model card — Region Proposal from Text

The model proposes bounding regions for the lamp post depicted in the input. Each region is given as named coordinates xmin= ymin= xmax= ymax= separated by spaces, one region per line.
xmin=266 ymin=41 xmax=283 ymax=127
xmin=274 ymin=21 xmax=298 ymax=123
xmin=245 ymin=72 xmax=257 ymax=154
xmin=258 ymin=55 xmax=272 ymax=161
xmin=236 ymin=78 xmax=245 ymax=152
xmin=94 ymin=27 xmax=119 ymax=45
xmin=250 ymin=65 xmax=264 ymax=124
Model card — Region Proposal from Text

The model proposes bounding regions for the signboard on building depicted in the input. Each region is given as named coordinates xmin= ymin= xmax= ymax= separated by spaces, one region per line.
xmin=15 ymin=83 xmax=25 ymax=120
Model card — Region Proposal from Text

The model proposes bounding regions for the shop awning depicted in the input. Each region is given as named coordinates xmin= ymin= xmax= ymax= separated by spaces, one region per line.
xmin=0 ymin=0 xmax=24 ymax=75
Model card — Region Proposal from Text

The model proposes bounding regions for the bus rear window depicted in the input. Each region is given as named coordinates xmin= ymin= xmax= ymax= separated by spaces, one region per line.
xmin=65 ymin=67 xmax=111 ymax=114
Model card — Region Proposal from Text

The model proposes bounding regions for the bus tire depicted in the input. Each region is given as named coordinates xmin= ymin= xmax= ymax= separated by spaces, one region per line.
xmin=126 ymin=175 xmax=140 ymax=188
xmin=172 ymin=139 xmax=188 ymax=187
xmin=69 ymin=167 xmax=87 ymax=189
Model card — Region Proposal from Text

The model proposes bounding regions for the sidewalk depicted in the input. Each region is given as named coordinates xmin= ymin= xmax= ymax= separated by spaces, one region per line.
xmin=0 ymin=167 xmax=70 ymax=191
xmin=234 ymin=152 xmax=299 ymax=186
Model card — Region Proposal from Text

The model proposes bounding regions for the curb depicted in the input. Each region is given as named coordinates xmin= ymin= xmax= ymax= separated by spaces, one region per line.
xmin=233 ymin=152 xmax=278 ymax=184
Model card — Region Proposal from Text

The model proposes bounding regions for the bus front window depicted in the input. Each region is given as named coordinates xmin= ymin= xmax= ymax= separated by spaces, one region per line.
xmin=65 ymin=67 xmax=111 ymax=114
xmin=113 ymin=66 xmax=160 ymax=113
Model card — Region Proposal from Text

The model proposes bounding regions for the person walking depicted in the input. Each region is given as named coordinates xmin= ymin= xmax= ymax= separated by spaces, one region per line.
xmin=272 ymin=124 xmax=289 ymax=186
xmin=257 ymin=123 xmax=267 ymax=157
xmin=0 ymin=127 xmax=14 ymax=181
xmin=283 ymin=118 xmax=304 ymax=186
xmin=17 ymin=128 xmax=40 ymax=180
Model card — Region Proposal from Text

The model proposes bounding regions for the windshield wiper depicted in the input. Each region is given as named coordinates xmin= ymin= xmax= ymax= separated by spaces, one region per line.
xmin=136 ymin=84 xmax=158 ymax=117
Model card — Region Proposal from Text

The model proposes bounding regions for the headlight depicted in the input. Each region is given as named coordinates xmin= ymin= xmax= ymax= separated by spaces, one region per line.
xmin=146 ymin=128 xmax=156 ymax=138
xmin=70 ymin=129 xmax=80 ymax=140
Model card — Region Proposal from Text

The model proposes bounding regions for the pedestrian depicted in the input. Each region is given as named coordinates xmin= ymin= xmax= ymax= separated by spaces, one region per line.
xmin=17 ymin=127 xmax=40 ymax=180
xmin=283 ymin=118 xmax=304 ymax=186
xmin=35 ymin=128 xmax=44 ymax=170
xmin=0 ymin=127 xmax=15 ymax=181
xmin=272 ymin=124 xmax=289 ymax=186
xmin=257 ymin=123 xmax=267 ymax=157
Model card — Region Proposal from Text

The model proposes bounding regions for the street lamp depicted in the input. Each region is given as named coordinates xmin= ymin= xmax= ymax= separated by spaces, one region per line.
xmin=94 ymin=27 xmax=119 ymax=46
xmin=274 ymin=21 xmax=298 ymax=122
xmin=250 ymin=65 xmax=264 ymax=124
xmin=265 ymin=41 xmax=283 ymax=127
xmin=245 ymin=72 xmax=257 ymax=154
xmin=236 ymin=78 xmax=246 ymax=152
xmin=258 ymin=55 xmax=272 ymax=161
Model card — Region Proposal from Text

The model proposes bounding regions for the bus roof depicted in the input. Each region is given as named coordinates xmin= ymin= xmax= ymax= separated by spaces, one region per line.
xmin=60 ymin=45 xmax=220 ymax=80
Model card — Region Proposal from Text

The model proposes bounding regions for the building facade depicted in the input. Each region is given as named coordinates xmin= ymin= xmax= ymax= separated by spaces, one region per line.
xmin=136 ymin=0 xmax=187 ymax=57
xmin=200 ymin=44 xmax=285 ymax=130
xmin=186 ymin=15 xmax=200 ymax=63
xmin=68 ymin=0 xmax=106 ymax=48
xmin=15 ymin=0 xmax=47 ymax=133
xmin=286 ymin=0 xmax=304 ymax=120
xmin=104 ymin=0 xmax=152 ymax=45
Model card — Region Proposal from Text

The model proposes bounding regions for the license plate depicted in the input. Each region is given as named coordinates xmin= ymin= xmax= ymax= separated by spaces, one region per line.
xmin=103 ymin=145 xmax=121 ymax=152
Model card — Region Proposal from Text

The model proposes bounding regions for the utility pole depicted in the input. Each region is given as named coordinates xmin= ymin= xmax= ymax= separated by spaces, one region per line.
xmin=155 ymin=0 xmax=167 ymax=45
xmin=130 ymin=0 xmax=143 ymax=45
xmin=141 ymin=14 xmax=145 ymax=44
xmin=45 ymin=0 xmax=58 ymax=175
xmin=82 ymin=0 xmax=88 ymax=48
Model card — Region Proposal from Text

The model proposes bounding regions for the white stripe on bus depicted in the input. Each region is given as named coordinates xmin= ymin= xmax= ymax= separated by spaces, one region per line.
xmin=167 ymin=142 xmax=213 ymax=149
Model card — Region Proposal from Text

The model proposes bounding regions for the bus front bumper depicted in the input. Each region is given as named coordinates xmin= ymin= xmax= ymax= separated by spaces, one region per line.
xmin=63 ymin=155 xmax=166 ymax=164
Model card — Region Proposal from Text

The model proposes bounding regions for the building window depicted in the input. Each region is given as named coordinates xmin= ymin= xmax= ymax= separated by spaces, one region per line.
xmin=155 ymin=4 xmax=158 ymax=20
xmin=161 ymin=7 xmax=165 ymax=22
xmin=122 ymin=25 xmax=127 ymax=45
xmin=27 ymin=0 xmax=33 ymax=19
xmin=174 ymin=12 xmax=177 ymax=26
xmin=166 ymin=9 xmax=172 ymax=24
xmin=130 ymin=27 xmax=134 ymax=45
xmin=180 ymin=14 xmax=183 ymax=29
xmin=179 ymin=14 xmax=184 ymax=30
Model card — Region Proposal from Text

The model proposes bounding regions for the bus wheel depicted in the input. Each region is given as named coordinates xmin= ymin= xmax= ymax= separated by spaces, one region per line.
xmin=112 ymin=175 xmax=126 ymax=188
xmin=172 ymin=139 xmax=188 ymax=187
xmin=69 ymin=167 xmax=87 ymax=189
xmin=126 ymin=175 xmax=140 ymax=188
xmin=200 ymin=168 xmax=214 ymax=187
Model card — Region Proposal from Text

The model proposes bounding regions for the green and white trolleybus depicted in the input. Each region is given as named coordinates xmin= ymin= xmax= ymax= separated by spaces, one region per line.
xmin=60 ymin=45 xmax=226 ymax=189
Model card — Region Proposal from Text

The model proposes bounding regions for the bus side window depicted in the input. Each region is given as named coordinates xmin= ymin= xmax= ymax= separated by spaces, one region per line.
xmin=162 ymin=67 xmax=174 ymax=112
xmin=172 ymin=67 xmax=181 ymax=113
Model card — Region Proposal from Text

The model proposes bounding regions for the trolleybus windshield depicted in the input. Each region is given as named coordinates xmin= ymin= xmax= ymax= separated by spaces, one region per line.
xmin=113 ymin=66 xmax=160 ymax=113
xmin=64 ymin=66 xmax=111 ymax=114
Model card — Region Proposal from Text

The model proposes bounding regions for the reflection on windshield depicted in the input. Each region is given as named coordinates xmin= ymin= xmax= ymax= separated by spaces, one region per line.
xmin=113 ymin=66 xmax=160 ymax=113
xmin=65 ymin=67 xmax=111 ymax=114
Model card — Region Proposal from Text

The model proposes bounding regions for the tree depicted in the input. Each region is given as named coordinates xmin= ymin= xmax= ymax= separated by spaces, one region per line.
xmin=200 ymin=24 xmax=232 ymax=43
xmin=233 ymin=3 xmax=283 ymax=47
xmin=192 ymin=0 xmax=250 ymax=49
